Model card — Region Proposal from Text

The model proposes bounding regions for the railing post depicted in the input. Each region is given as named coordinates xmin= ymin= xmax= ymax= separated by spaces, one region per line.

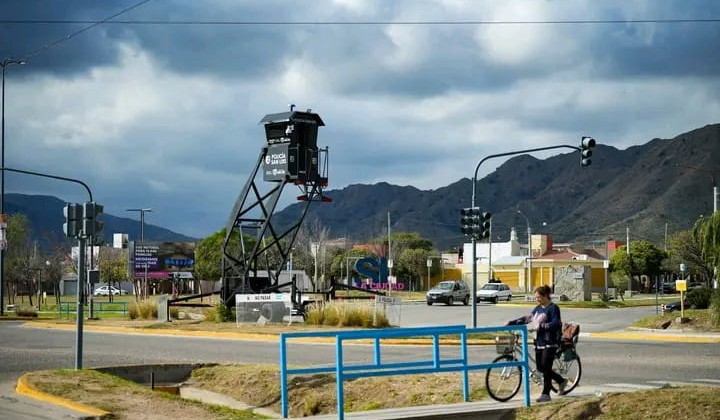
xmin=335 ymin=336 xmax=345 ymax=420
xmin=279 ymin=334 xmax=289 ymax=418
xmin=461 ymin=330 xmax=469 ymax=401
xmin=520 ymin=326 xmax=531 ymax=407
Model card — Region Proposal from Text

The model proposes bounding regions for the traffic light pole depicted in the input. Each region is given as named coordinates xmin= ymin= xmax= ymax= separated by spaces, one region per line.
xmin=76 ymin=236 xmax=86 ymax=369
xmin=2 ymin=166 xmax=96 ymax=369
xmin=470 ymin=143 xmax=582 ymax=328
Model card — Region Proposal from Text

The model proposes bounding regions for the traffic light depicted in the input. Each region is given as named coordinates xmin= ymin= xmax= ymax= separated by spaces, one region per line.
xmin=460 ymin=208 xmax=492 ymax=240
xmin=580 ymin=136 xmax=596 ymax=167
xmin=478 ymin=212 xmax=492 ymax=239
xmin=63 ymin=203 xmax=82 ymax=238
xmin=82 ymin=201 xmax=104 ymax=238
xmin=461 ymin=207 xmax=479 ymax=236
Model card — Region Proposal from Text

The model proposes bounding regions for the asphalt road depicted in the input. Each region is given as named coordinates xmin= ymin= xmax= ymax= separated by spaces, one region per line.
xmin=1 ymin=302 xmax=718 ymax=419
xmin=398 ymin=300 xmax=659 ymax=332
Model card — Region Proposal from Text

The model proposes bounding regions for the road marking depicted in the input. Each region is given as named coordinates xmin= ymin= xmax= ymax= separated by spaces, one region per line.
xmin=693 ymin=379 xmax=720 ymax=384
xmin=605 ymin=383 xmax=658 ymax=390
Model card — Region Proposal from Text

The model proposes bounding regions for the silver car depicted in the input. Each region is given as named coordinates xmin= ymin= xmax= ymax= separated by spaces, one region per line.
xmin=426 ymin=280 xmax=470 ymax=306
xmin=475 ymin=282 xmax=512 ymax=303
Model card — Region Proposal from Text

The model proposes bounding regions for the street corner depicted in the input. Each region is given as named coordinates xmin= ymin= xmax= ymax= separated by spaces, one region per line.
xmin=16 ymin=373 xmax=111 ymax=419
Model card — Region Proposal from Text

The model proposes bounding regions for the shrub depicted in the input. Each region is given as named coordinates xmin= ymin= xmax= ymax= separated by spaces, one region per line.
xmin=127 ymin=299 xmax=158 ymax=320
xmin=687 ymin=287 xmax=712 ymax=310
xmin=204 ymin=301 xmax=234 ymax=322
xmin=710 ymin=288 xmax=720 ymax=326
xmin=305 ymin=301 xmax=390 ymax=328
xmin=169 ymin=306 xmax=180 ymax=320
xmin=304 ymin=303 xmax=325 ymax=325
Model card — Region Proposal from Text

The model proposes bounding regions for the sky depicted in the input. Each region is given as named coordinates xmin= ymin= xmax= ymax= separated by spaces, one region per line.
xmin=1 ymin=0 xmax=719 ymax=239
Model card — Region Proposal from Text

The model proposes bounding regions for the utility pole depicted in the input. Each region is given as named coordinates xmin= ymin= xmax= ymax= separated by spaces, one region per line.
xmin=387 ymin=211 xmax=392 ymax=281
xmin=626 ymin=226 xmax=631 ymax=297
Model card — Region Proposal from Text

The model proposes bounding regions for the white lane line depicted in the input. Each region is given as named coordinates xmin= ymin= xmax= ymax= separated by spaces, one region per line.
xmin=693 ymin=379 xmax=720 ymax=384
xmin=605 ymin=383 xmax=658 ymax=390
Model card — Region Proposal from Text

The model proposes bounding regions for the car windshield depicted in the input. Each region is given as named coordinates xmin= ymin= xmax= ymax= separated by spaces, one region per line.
xmin=435 ymin=282 xmax=454 ymax=290
xmin=481 ymin=284 xmax=499 ymax=290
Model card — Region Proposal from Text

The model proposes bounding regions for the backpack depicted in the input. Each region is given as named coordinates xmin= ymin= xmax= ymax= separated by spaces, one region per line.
xmin=561 ymin=322 xmax=580 ymax=349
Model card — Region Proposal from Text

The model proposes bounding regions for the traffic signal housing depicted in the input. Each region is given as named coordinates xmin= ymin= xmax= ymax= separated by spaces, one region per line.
xmin=460 ymin=208 xmax=492 ymax=240
xmin=82 ymin=201 xmax=104 ymax=238
xmin=580 ymin=136 xmax=596 ymax=166
xmin=478 ymin=212 xmax=492 ymax=239
xmin=63 ymin=203 xmax=82 ymax=238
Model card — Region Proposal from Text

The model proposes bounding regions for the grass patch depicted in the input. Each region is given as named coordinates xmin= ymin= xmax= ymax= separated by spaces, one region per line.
xmin=514 ymin=385 xmax=720 ymax=420
xmin=190 ymin=363 xmax=488 ymax=418
xmin=633 ymin=309 xmax=720 ymax=331
xmin=25 ymin=369 xmax=263 ymax=419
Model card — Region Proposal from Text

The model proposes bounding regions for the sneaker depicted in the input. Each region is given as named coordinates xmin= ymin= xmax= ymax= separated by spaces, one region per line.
xmin=536 ymin=394 xmax=551 ymax=403
xmin=558 ymin=380 xmax=568 ymax=395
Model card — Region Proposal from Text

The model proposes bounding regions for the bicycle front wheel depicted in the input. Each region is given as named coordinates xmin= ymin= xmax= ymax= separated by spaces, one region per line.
xmin=485 ymin=354 xmax=522 ymax=402
xmin=551 ymin=353 xmax=582 ymax=394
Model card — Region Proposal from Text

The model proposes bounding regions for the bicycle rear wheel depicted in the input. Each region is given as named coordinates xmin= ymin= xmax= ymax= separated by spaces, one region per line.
xmin=551 ymin=353 xmax=582 ymax=394
xmin=485 ymin=354 xmax=522 ymax=402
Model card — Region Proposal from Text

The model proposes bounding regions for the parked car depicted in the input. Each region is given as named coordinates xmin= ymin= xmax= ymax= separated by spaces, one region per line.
xmin=426 ymin=280 xmax=470 ymax=306
xmin=475 ymin=282 xmax=513 ymax=303
xmin=660 ymin=281 xmax=677 ymax=293
xmin=663 ymin=298 xmax=689 ymax=313
xmin=93 ymin=286 xmax=128 ymax=296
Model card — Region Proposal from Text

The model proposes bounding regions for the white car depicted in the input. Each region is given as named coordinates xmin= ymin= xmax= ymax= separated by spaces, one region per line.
xmin=475 ymin=282 xmax=512 ymax=303
xmin=93 ymin=286 xmax=128 ymax=296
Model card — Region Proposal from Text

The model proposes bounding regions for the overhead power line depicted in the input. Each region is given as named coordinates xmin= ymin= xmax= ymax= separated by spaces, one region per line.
xmin=2 ymin=18 xmax=720 ymax=27
xmin=18 ymin=0 xmax=154 ymax=60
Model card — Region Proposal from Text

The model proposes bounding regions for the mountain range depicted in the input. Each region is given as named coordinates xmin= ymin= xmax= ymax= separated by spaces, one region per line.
xmin=273 ymin=123 xmax=720 ymax=250
xmin=6 ymin=193 xmax=196 ymax=248
xmin=7 ymin=123 xmax=720 ymax=252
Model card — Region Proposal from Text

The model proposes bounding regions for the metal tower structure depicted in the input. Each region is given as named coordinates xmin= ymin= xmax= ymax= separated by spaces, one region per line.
xmin=221 ymin=107 xmax=330 ymax=318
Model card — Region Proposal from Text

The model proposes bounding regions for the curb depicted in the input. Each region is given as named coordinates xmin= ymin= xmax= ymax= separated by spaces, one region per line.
xmin=16 ymin=373 xmax=111 ymax=419
xmin=23 ymin=322 xmax=496 ymax=345
xmin=587 ymin=331 xmax=720 ymax=343
xmin=23 ymin=321 xmax=720 ymax=344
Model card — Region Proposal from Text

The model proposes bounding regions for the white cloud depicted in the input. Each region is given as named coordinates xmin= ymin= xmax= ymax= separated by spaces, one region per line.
xmin=2 ymin=0 xmax=719 ymax=238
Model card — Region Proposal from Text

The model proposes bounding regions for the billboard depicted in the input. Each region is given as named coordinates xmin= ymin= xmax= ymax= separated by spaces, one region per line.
xmin=128 ymin=241 xmax=196 ymax=279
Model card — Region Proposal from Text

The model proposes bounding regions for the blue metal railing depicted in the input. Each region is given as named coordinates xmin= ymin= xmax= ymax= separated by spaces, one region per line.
xmin=279 ymin=324 xmax=531 ymax=419
xmin=58 ymin=301 xmax=128 ymax=318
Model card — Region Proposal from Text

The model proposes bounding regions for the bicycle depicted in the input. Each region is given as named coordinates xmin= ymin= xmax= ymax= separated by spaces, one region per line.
xmin=485 ymin=328 xmax=582 ymax=402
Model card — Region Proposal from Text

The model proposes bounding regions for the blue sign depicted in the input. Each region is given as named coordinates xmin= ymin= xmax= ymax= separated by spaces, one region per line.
xmin=353 ymin=257 xmax=404 ymax=290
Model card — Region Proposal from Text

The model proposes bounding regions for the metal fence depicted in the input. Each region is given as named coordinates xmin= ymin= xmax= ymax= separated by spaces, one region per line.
xmin=279 ymin=324 xmax=531 ymax=419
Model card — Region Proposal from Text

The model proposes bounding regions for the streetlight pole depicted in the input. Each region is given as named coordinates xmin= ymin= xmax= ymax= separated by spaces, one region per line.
xmin=0 ymin=58 xmax=25 ymax=316
xmin=426 ymin=258 xmax=432 ymax=291
xmin=126 ymin=208 xmax=152 ymax=297
xmin=517 ymin=210 xmax=531 ymax=293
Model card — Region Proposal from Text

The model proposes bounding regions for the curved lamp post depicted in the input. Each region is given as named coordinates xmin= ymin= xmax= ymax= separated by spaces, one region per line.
xmin=0 ymin=58 xmax=25 ymax=316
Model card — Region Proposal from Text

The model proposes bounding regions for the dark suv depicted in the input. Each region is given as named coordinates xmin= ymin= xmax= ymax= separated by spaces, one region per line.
xmin=426 ymin=280 xmax=470 ymax=306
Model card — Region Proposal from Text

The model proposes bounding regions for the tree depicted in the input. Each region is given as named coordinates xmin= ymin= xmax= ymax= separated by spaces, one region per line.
xmin=693 ymin=213 xmax=720 ymax=280
xmin=663 ymin=230 xmax=713 ymax=282
xmin=331 ymin=248 xmax=375 ymax=282
xmin=195 ymin=228 xmax=253 ymax=283
xmin=609 ymin=240 xmax=666 ymax=291
xmin=44 ymin=252 xmax=65 ymax=307
xmin=397 ymin=248 xmax=431 ymax=291
xmin=4 ymin=214 xmax=33 ymax=305
xmin=97 ymin=247 xmax=129 ymax=302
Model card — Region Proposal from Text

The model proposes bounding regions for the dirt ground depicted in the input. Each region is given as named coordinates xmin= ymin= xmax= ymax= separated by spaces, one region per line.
xmin=26 ymin=369 xmax=263 ymax=420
